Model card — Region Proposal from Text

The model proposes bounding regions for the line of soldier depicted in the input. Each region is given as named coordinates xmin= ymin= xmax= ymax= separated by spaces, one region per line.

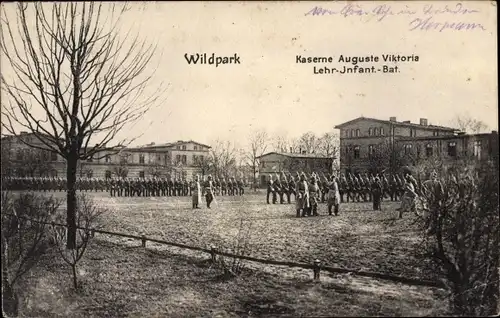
xmin=266 ymin=172 xmax=412 ymax=205
xmin=2 ymin=176 xmax=107 ymax=192
xmin=1 ymin=176 xmax=248 ymax=198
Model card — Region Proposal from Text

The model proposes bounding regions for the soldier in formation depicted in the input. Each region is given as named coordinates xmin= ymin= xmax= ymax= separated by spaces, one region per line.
xmin=262 ymin=170 xmax=430 ymax=213
xmin=1 ymin=174 xmax=249 ymax=199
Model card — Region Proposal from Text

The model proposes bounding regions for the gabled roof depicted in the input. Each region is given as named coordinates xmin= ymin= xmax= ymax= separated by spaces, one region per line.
xmin=257 ymin=151 xmax=335 ymax=160
xmin=334 ymin=116 xmax=458 ymax=131
xmin=128 ymin=140 xmax=211 ymax=150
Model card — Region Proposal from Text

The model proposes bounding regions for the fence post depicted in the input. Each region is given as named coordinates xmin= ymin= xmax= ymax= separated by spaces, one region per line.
xmin=141 ymin=235 xmax=147 ymax=248
xmin=313 ymin=259 xmax=321 ymax=281
xmin=211 ymin=245 xmax=217 ymax=263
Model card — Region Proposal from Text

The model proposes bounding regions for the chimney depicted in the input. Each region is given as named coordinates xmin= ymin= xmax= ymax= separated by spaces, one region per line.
xmin=389 ymin=117 xmax=396 ymax=122
xmin=289 ymin=147 xmax=293 ymax=153
xmin=20 ymin=131 xmax=28 ymax=135
xmin=419 ymin=118 xmax=428 ymax=126
xmin=403 ymin=120 xmax=411 ymax=124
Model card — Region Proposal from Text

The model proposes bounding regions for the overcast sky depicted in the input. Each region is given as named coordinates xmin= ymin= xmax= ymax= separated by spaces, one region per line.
xmin=1 ymin=1 xmax=497 ymax=149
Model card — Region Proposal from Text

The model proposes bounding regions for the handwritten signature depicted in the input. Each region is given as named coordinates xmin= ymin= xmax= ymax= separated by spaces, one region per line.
xmin=305 ymin=2 xmax=485 ymax=32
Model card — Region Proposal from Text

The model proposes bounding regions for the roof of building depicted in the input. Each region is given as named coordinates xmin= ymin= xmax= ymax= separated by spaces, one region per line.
xmin=334 ymin=116 xmax=458 ymax=131
xmin=257 ymin=151 xmax=335 ymax=160
xmin=127 ymin=140 xmax=211 ymax=150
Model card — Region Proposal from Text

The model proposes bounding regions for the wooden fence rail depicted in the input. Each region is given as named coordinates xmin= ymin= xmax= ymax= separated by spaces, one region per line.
xmin=3 ymin=213 xmax=447 ymax=290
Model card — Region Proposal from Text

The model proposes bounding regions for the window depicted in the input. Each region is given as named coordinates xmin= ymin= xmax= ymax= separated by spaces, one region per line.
xmin=374 ymin=128 xmax=379 ymax=136
xmin=200 ymin=155 xmax=204 ymax=162
xmin=473 ymin=141 xmax=482 ymax=159
xmin=182 ymin=155 xmax=187 ymax=164
xmin=176 ymin=154 xmax=181 ymax=163
xmin=139 ymin=154 xmax=145 ymax=164
xmin=345 ymin=130 xmax=349 ymax=137
xmin=164 ymin=153 xmax=169 ymax=165
xmin=426 ymin=144 xmax=433 ymax=157
xmin=176 ymin=145 xmax=181 ymax=150
xmin=194 ymin=146 xmax=198 ymax=150
xmin=448 ymin=142 xmax=457 ymax=157
xmin=120 ymin=154 xmax=128 ymax=164
xmin=353 ymin=146 xmax=360 ymax=159
xmin=193 ymin=154 xmax=197 ymax=163
xmin=350 ymin=129 xmax=354 ymax=137
xmin=157 ymin=154 xmax=161 ymax=162
xmin=404 ymin=144 xmax=413 ymax=154
xmin=356 ymin=129 xmax=360 ymax=137
xmin=86 ymin=170 xmax=93 ymax=178
xmin=368 ymin=145 xmax=375 ymax=158
xmin=105 ymin=170 xmax=112 ymax=179
xmin=410 ymin=129 xmax=417 ymax=137
xmin=41 ymin=150 xmax=49 ymax=161
xmin=380 ymin=127 xmax=385 ymax=136
xmin=51 ymin=151 xmax=58 ymax=161
xmin=105 ymin=155 xmax=111 ymax=163
xmin=182 ymin=145 xmax=186 ymax=150
xmin=416 ymin=145 xmax=421 ymax=158
xmin=139 ymin=171 xmax=145 ymax=178
xmin=16 ymin=150 xmax=23 ymax=161
xmin=433 ymin=131 xmax=439 ymax=137
xmin=368 ymin=128 xmax=373 ymax=136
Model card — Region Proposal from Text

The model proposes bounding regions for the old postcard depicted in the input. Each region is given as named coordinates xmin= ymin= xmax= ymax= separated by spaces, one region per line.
xmin=1 ymin=1 xmax=498 ymax=317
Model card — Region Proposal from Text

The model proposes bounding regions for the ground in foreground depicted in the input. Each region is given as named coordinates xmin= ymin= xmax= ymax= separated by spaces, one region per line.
xmin=17 ymin=239 xmax=449 ymax=317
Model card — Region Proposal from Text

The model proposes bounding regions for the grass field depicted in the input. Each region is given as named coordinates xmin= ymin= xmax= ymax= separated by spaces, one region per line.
xmin=16 ymin=191 xmax=450 ymax=317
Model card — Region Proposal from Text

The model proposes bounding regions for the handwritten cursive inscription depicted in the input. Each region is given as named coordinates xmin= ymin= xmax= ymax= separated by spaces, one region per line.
xmin=304 ymin=2 xmax=486 ymax=32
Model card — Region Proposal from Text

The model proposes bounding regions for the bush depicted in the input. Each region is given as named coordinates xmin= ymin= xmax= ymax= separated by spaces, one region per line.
xmin=52 ymin=193 xmax=105 ymax=290
xmin=215 ymin=216 xmax=253 ymax=279
xmin=418 ymin=162 xmax=499 ymax=316
xmin=1 ymin=191 xmax=61 ymax=316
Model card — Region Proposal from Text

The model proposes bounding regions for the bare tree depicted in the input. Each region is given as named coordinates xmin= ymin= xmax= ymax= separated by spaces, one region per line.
xmin=53 ymin=194 xmax=104 ymax=289
xmin=298 ymin=132 xmax=321 ymax=154
xmin=419 ymin=162 xmax=499 ymax=316
xmin=210 ymin=139 xmax=237 ymax=179
xmin=452 ymin=114 xmax=489 ymax=134
xmin=317 ymin=132 xmax=339 ymax=157
xmin=245 ymin=130 xmax=268 ymax=191
xmin=1 ymin=3 xmax=166 ymax=248
xmin=193 ymin=154 xmax=212 ymax=178
xmin=1 ymin=191 xmax=61 ymax=316
xmin=272 ymin=132 xmax=289 ymax=152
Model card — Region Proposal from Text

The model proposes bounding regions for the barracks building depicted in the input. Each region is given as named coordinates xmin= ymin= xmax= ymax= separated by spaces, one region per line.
xmin=335 ymin=116 xmax=499 ymax=175
xmin=1 ymin=132 xmax=211 ymax=179
xmin=257 ymin=151 xmax=335 ymax=187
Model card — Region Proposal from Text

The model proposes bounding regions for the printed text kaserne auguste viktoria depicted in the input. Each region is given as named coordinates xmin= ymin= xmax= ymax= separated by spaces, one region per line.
xmin=296 ymin=54 xmax=420 ymax=74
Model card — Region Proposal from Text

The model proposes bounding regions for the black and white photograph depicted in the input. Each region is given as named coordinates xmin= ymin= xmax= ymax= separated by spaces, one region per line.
xmin=1 ymin=1 xmax=498 ymax=317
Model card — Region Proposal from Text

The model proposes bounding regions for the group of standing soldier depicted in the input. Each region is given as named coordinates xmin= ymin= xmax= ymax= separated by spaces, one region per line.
xmin=1 ymin=175 xmax=247 ymax=199
xmin=265 ymin=171 xmax=422 ymax=216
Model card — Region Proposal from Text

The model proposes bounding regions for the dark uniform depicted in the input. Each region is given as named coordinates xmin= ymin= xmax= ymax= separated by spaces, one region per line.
xmin=371 ymin=177 xmax=383 ymax=210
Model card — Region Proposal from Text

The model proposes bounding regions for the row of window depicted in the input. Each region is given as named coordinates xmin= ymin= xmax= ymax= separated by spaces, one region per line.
xmin=14 ymin=149 xmax=58 ymax=162
xmin=89 ymin=153 xmax=205 ymax=165
xmin=344 ymin=127 xmax=386 ymax=138
xmin=344 ymin=141 xmax=483 ymax=159
xmin=344 ymin=127 xmax=443 ymax=138
xmin=175 ymin=145 xmax=203 ymax=151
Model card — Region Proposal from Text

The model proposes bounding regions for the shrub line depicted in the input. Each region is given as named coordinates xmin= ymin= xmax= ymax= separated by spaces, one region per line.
xmin=3 ymin=213 xmax=446 ymax=289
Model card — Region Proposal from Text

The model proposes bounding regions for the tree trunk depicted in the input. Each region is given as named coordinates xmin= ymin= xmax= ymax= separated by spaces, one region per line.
xmin=66 ymin=155 xmax=78 ymax=249
xmin=72 ymin=264 xmax=78 ymax=289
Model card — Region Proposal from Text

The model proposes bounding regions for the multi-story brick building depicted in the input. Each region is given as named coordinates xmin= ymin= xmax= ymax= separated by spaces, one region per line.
xmin=1 ymin=132 xmax=211 ymax=179
xmin=256 ymin=151 xmax=335 ymax=186
xmin=334 ymin=116 xmax=498 ymax=175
